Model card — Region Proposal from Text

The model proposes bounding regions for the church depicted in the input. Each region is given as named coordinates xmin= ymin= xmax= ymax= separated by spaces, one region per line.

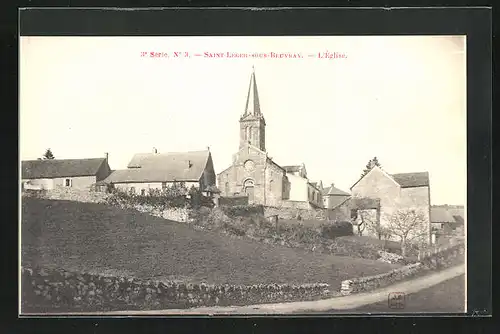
xmin=217 ymin=68 xmax=323 ymax=209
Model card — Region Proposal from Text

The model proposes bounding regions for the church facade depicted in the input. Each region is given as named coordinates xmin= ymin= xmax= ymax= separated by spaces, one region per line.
xmin=217 ymin=68 xmax=322 ymax=208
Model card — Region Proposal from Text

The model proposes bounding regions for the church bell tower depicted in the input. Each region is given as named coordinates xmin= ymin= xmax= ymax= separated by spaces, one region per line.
xmin=239 ymin=66 xmax=266 ymax=151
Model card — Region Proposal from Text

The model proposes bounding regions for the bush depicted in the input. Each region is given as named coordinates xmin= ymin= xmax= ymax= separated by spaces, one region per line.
xmin=22 ymin=189 xmax=48 ymax=199
xmin=221 ymin=205 xmax=264 ymax=217
xmin=320 ymin=221 xmax=353 ymax=239
xmin=189 ymin=207 xmax=389 ymax=260
xmin=104 ymin=183 xmax=213 ymax=210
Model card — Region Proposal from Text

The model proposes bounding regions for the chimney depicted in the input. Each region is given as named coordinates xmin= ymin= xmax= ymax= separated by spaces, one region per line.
xmin=331 ymin=183 xmax=335 ymax=188
xmin=153 ymin=147 xmax=158 ymax=154
xmin=105 ymin=152 xmax=109 ymax=161
xmin=188 ymin=160 xmax=192 ymax=168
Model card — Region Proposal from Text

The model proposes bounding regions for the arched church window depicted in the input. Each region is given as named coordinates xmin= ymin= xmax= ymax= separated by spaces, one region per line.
xmin=269 ymin=179 xmax=273 ymax=191
xmin=248 ymin=126 xmax=253 ymax=143
xmin=225 ymin=182 xmax=229 ymax=195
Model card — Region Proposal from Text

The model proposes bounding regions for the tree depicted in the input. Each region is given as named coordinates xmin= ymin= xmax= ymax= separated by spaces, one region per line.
xmin=42 ymin=148 xmax=55 ymax=160
xmin=385 ymin=209 xmax=428 ymax=257
xmin=361 ymin=157 xmax=381 ymax=178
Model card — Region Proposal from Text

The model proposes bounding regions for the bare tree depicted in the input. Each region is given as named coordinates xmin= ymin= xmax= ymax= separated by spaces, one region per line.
xmin=386 ymin=209 xmax=428 ymax=257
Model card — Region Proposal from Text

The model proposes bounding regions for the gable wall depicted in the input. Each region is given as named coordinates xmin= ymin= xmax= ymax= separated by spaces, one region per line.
xmin=286 ymin=173 xmax=308 ymax=202
xmin=200 ymin=154 xmax=217 ymax=190
xmin=351 ymin=167 xmax=401 ymax=226
xmin=96 ymin=160 xmax=112 ymax=182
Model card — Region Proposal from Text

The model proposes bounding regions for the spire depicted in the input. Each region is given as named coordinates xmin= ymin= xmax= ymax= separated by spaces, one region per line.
xmin=243 ymin=66 xmax=261 ymax=116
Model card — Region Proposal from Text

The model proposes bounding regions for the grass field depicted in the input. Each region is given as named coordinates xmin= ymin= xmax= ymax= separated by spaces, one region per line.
xmin=21 ymin=198 xmax=398 ymax=288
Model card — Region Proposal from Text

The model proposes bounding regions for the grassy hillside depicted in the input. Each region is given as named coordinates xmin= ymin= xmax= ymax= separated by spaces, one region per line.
xmin=21 ymin=198 xmax=397 ymax=287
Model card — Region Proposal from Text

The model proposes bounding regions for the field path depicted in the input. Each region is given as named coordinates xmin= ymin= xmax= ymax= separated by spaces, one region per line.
xmin=99 ymin=264 xmax=465 ymax=315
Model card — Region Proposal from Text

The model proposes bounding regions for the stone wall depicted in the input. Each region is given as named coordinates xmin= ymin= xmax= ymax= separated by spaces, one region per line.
xmin=219 ymin=196 xmax=249 ymax=207
xmin=134 ymin=205 xmax=192 ymax=223
xmin=21 ymin=266 xmax=330 ymax=313
xmin=340 ymin=242 xmax=465 ymax=295
xmin=264 ymin=204 xmax=327 ymax=220
xmin=22 ymin=188 xmax=109 ymax=204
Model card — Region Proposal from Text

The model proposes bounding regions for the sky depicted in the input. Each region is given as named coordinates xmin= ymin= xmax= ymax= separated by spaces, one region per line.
xmin=19 ymin=36 xmax=466 ymax=205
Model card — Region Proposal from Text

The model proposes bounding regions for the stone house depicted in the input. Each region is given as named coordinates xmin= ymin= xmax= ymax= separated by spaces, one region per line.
xmin=103 ymin=149 xmax=217 ymax=196
xmin=321 ymin=183 xmax=351 ymax=209
xmin=431 ymin=205 xmax=464 ymax=235
xmin=350 ymin=165 xmax=431 ymax=244
xmin=21 ymin=155 xmax=112 ymax=190
xmin=283 ymin=165 xmax=323 ymax=208
xmin=217 ymin=67 xmax=322 ymax=209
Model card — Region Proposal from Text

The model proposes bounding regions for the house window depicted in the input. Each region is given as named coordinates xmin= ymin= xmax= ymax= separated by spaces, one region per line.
xmin=141 ymin=189 xmax=146 ymax=196
xmin=130 ymin=187 xmax=135 ymax=194
xmin=350 ymin=209 xmax=358 ymax=219
xmin=64 ymin=179 xmax=72 ymax=187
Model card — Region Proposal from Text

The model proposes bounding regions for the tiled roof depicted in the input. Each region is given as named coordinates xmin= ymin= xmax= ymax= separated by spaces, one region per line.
xmin=107 ymin=150 xmax=210 ymax=183
xmin=22 ymin=158 xmax=106 ymax=179
xmin=391 ymin=172 xmax=430 ymax=188
xmin=104 ymin=168 xmax=200 ymax=183
xmin=452 ymin=215 xmax=464 ymax=224
xmin=283 ymin=165 xmax=302 ymax=173
xmin=266 ymin=158 xmax=287 ymax=172
xmin=321 ymin=186 xmax=331 ymax=196
xmin=322 ymin=185 xmax=350 ymax=196
xmin=431 ymin=207 xmax=456 ymax=223
xmin=327 ymin=185 xmax=350 ymax=196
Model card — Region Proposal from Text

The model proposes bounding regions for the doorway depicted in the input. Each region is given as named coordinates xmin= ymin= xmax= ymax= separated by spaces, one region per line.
xmin=244 ymin=179 xmax=255 ymax=204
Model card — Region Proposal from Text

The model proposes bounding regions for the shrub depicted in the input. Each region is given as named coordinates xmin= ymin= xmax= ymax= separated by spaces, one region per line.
xmin=320 ymin=221 xmax=353 ymax=239
xmin=22 ymin=189 xmax=48 ymax=199
xmin=104 ymin=183 xmax=213 ymax=211
xmin=221 ymin=205 xmax=264 ymax=217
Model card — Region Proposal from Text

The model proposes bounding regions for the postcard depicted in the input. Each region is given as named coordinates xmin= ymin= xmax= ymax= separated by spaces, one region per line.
xmin=20 ymin=34 xmax=467 ymax=315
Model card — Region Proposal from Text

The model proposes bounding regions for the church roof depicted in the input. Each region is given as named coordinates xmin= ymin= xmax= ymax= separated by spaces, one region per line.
xmin=243 ymin=66 xmax=261 ymax=117
xmin=266 ymin=157 xmax=287 ymax=172
xmin=283 ymin=165 xmax=302 ymax=173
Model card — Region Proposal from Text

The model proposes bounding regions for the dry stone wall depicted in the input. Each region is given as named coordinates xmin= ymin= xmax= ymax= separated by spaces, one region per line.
xmin=22 ymin=188 xmax=109 ymax=204
xmin=264 ymin=205 xmax=327 ymax=220
xmin=340 ymin=242 xmax=465 ymax=295
xmin=21 ymin=266 xmax=330 ymax=313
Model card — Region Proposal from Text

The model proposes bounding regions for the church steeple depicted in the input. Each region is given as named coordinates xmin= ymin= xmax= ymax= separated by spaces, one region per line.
xmin=239 ymin=67 xmax=266 ymax=151
xmin=243 ymin=66 xmax=261 ymax=116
